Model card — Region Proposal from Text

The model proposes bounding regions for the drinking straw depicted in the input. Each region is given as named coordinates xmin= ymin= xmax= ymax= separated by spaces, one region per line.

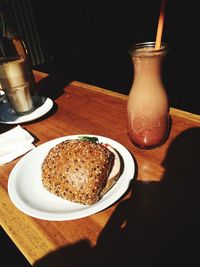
xmin=155 ymin=0 xmax=167 ymax=49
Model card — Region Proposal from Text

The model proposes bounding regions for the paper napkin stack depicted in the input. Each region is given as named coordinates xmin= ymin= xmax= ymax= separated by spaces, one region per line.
xmin=0 ymin=125 xmax=35 ymax=165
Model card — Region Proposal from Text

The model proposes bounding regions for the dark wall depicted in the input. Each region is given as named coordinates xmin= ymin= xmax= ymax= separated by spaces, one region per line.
xmin=32 ymin=0 xmax=200 ymax=114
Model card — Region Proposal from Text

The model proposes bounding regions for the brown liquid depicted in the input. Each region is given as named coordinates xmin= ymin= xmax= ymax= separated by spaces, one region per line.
xmin=0 ymin=56 xmax=34 ymax=114
xmin=128 ymin=114 xmax=169 ymax=149
xmin=127 ymin=42 xmax=169 ymax=149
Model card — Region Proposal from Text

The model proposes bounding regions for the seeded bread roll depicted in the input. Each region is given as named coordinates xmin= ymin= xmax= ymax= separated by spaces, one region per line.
xmin=41 ymin=139 xmax=116 ymax=205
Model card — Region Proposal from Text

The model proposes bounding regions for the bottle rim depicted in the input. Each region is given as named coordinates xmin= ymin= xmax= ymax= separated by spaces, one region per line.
xmin=128 ymin=42 xmax=169 ymax=56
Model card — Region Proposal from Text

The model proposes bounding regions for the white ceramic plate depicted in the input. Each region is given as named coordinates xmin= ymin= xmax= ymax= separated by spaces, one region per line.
xmin=0 ymin=96 xmax=53 ymax=124
xmin=8 ymin=135 xmax=135 ymax=221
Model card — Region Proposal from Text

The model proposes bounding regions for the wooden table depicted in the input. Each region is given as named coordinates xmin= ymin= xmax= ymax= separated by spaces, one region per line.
xmin=1 ymin=70 xmax=200 ymax=266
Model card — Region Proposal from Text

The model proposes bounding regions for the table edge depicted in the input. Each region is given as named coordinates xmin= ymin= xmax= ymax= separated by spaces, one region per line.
xmin=33 ymin=70 xmax=200 ymax=123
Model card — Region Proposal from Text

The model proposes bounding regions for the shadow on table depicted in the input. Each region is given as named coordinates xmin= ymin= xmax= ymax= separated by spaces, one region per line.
xmin=36 ymin=74 xmax=72 ymax=101
xmin=33 ymin=127 xmax=200 ymax=267
xmin=0 ymin=226 xmax=31 ymax=267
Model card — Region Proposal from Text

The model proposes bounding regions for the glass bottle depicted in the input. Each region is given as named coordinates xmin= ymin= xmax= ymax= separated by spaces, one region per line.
xmin=127 ymin=42 xmax=170 ymax=149
xmin=0 ymin=3 xmax=36 ymax=95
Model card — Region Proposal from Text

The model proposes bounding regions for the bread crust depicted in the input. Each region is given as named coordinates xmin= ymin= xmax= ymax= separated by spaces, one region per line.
xmin=41 ymin=139 xmax=116 ymax=205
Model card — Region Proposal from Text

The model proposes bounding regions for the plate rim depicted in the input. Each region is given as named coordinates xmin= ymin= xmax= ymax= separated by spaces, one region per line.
xmin=0 ymin=96 xmax=53 ymax=124
xmin=8 ymin=134 xmax=135 ymax=221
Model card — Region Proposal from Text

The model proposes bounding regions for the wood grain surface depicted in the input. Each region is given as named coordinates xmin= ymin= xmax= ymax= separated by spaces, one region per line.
xmin=1 ymin=70 xmax=200 ymax=266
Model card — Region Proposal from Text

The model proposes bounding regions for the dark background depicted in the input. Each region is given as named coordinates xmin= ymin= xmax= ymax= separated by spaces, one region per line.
xmin=31 ymin=0 xmax=200 ymax=115
xmin=2 ymin=0 xmax=200 ymax=114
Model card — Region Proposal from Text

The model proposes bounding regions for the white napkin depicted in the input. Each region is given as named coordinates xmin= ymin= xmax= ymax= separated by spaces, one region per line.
xmin=0 ymin=125 xmax=35 ymax=165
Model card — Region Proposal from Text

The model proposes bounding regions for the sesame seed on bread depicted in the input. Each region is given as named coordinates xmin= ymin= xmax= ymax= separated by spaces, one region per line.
xmin=41 ymin=139 xmax=117 ymax=205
